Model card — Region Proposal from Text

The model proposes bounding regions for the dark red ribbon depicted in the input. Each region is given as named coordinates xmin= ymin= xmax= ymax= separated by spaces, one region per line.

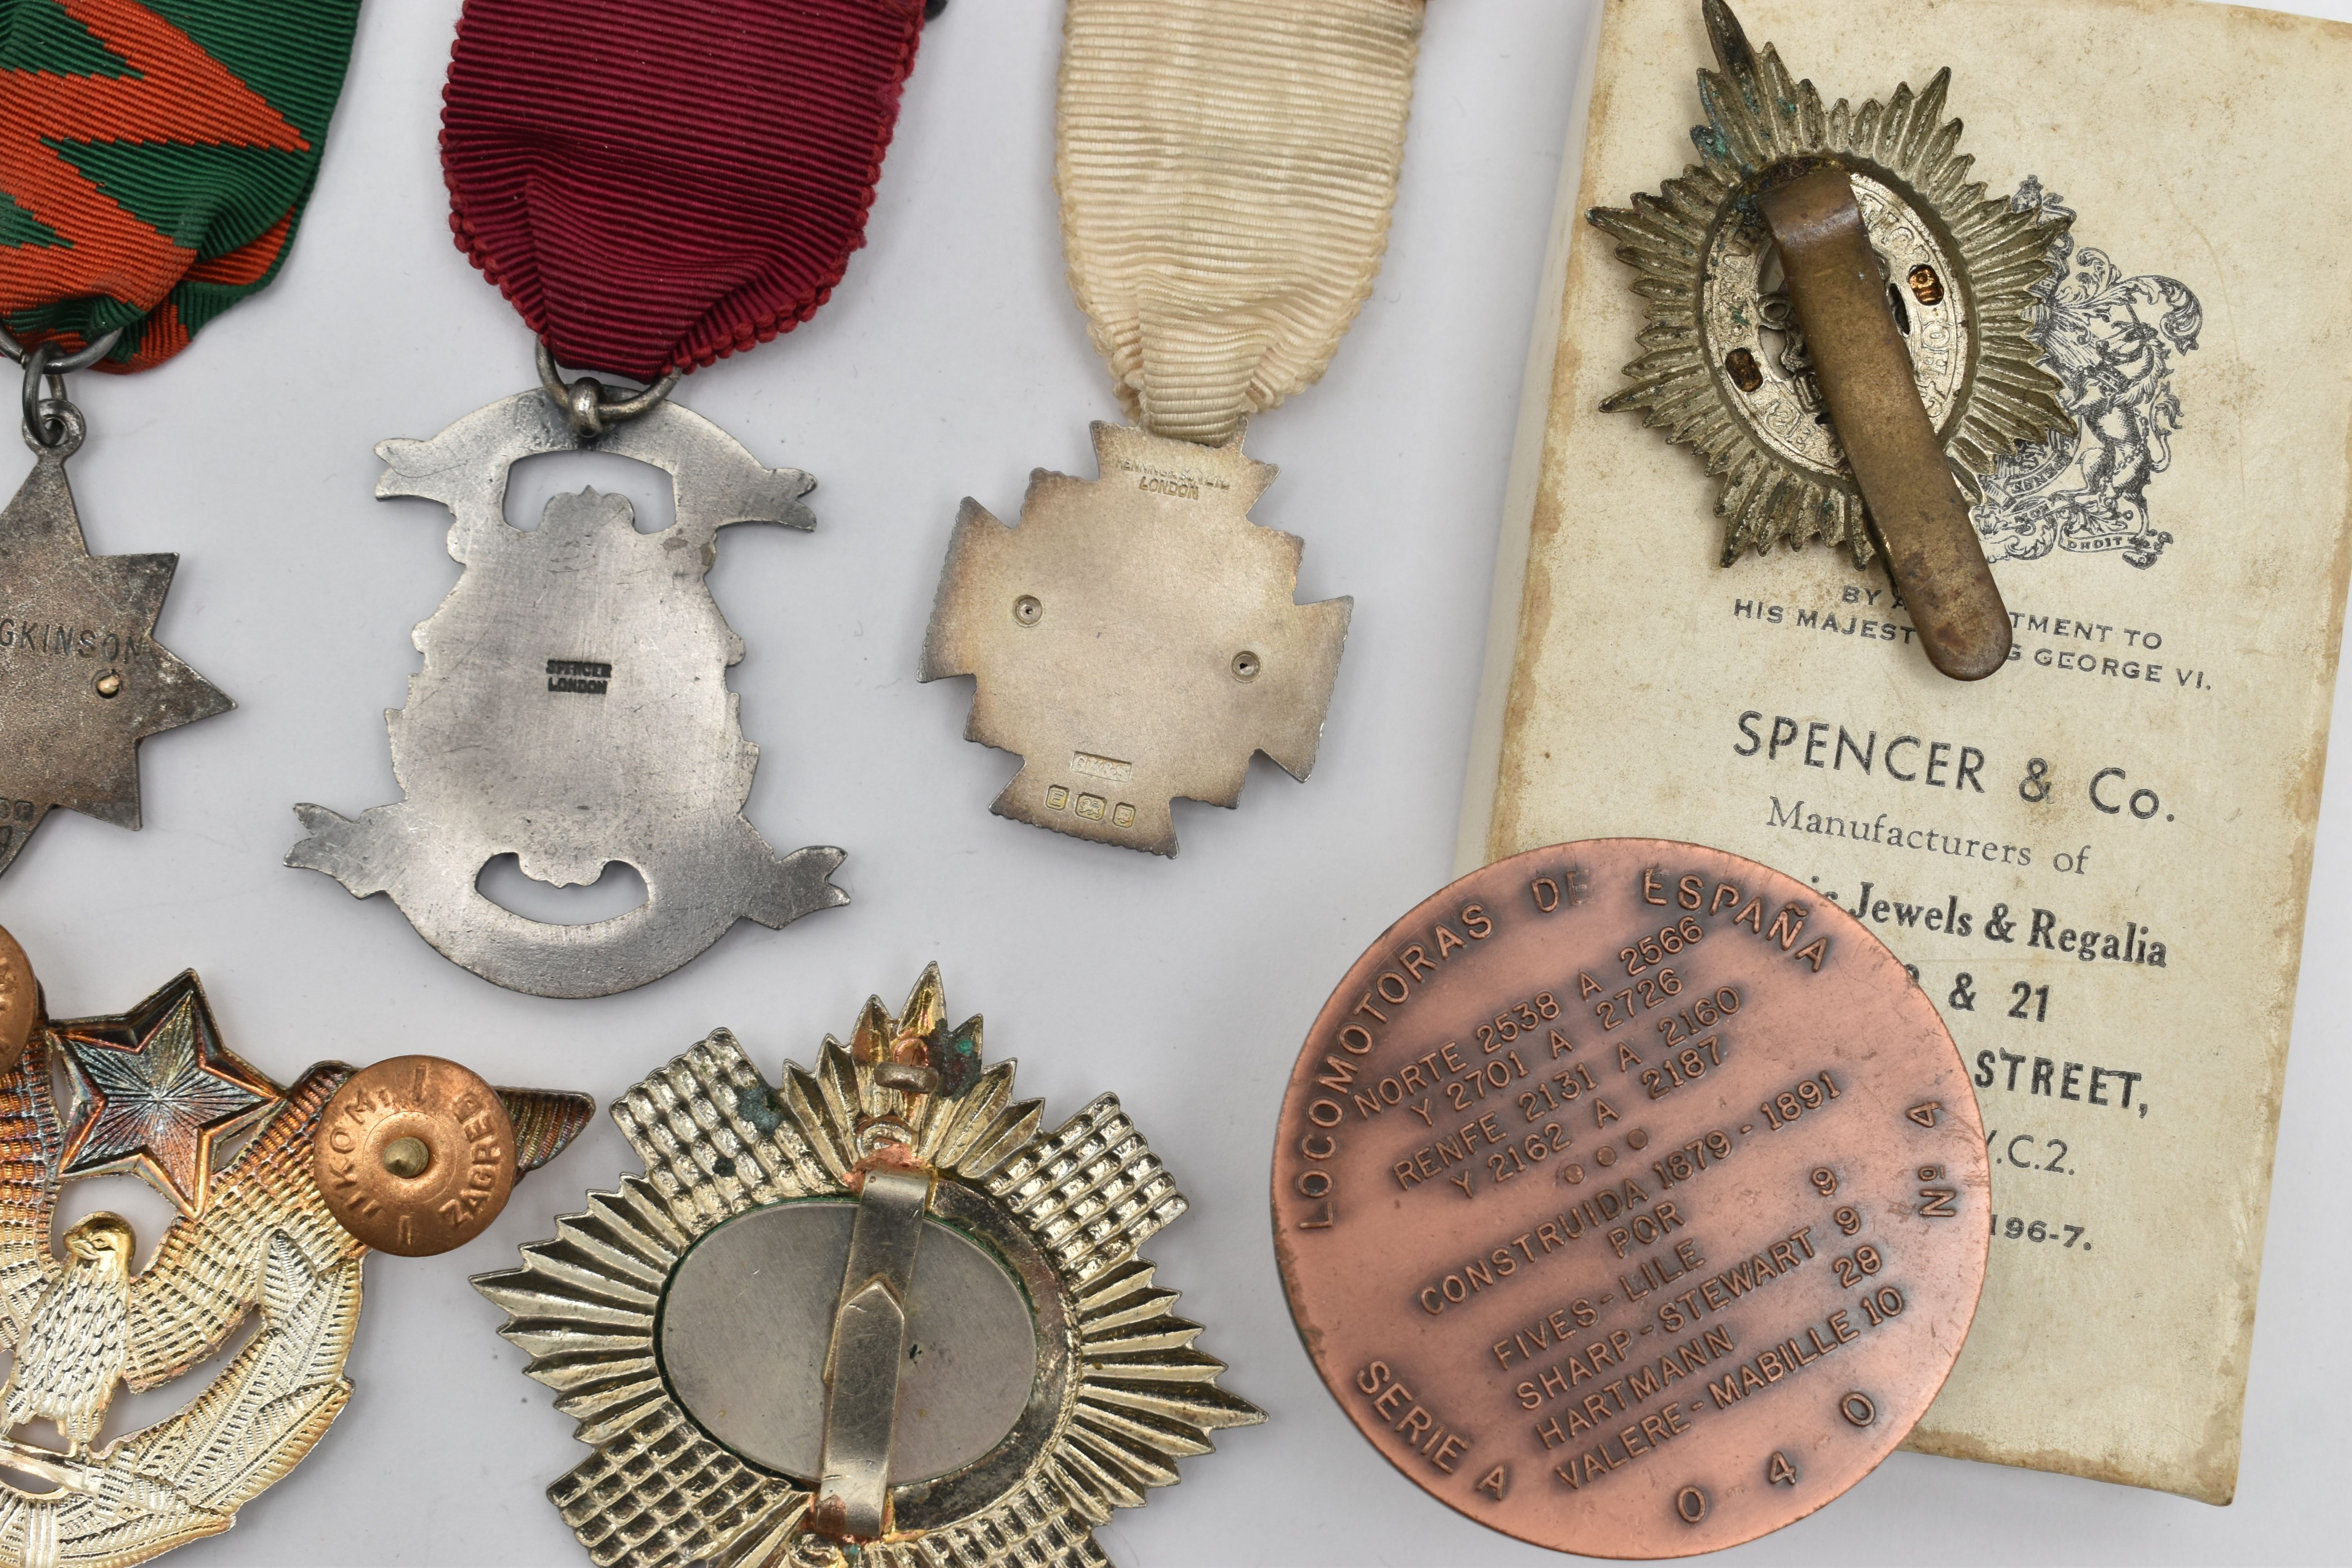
xmin=441 ymin=0 xmax=927 ymax=382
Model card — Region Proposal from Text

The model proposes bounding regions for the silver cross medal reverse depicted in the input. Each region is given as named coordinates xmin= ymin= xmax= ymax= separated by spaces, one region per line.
xmin=287 ymin=377 xmax=847 ymax=998
xmin=921 ymin=424 xmax=1349 ymax=857
xmin=916 ymin=0 xmax=1429 ymax=856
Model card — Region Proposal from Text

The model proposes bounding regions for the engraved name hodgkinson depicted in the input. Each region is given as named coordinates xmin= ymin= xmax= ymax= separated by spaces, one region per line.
xmin=0 ymin=621 xmax=144 ymax=660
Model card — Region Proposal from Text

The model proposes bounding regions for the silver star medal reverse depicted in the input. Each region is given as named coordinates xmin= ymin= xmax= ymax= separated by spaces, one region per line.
xmin=920 ymin=422 xmax=1350 ymax=856
xmin=0 ymin=416 xmax=232 ymax=876
xmin=287 ymin=391 xmax=847 ymax=998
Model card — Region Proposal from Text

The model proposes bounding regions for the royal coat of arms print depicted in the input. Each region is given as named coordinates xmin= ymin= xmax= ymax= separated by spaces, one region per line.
xmin=1972 ymin=181 xmax=2203 ymax=570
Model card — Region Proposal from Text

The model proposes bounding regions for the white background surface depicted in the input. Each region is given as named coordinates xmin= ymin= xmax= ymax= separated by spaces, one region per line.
xmin=6 ymin=1 xmax=2347 ymax=1563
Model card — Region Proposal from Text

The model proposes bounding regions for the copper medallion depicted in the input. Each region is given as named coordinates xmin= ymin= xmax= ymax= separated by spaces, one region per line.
xmin=1273 ymin=840 xmax=1988 ymax=1557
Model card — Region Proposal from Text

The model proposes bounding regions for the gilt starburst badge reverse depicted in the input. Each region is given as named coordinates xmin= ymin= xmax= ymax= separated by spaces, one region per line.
xmin=475 ymin=966 xmax=1262 ymax=1567
xmin=1587 ymin=0 xmax=2071 ymax=564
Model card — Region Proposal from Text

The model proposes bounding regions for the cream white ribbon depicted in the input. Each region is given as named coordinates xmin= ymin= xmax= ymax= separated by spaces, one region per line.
xmin=1056 ymin=0 xmax=1425 ymax=447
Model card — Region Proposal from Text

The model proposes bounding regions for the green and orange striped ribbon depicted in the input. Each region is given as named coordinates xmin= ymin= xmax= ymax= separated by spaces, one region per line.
xmin=2 ymin=0 xmax=361 ymax=370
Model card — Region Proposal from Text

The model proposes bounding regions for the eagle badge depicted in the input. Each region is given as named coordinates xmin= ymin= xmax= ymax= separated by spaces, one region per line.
xmin=0 ymin=927 xmax=589 ymax=1565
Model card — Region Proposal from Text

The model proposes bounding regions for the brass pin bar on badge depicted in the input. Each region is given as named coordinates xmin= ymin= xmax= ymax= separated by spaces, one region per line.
xmin=1754 ymin=168 xmax=2012 ymax=679
xmin=813 ymin=1165 xmax=928 ymax=1540
xmin=1590 ymin=0 xmax=2073 ymax=682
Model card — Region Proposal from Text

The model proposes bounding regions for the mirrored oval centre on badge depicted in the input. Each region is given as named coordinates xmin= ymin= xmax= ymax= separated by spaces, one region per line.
xmin=656 ymin=1199 xmax=1039 ymax=1483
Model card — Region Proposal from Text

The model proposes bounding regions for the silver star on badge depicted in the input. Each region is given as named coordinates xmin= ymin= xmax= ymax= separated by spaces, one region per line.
xmin=0 ymin=436 xmax=233 ymax=875
xmin=50 ymin=969 xmax=279 ymax=1218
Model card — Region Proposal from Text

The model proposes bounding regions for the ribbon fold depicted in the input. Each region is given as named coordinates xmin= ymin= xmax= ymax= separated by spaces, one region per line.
xmin=442 ymin=0 xmax=928 ymax=383
xmin=0 ymin=0 xmax=362 ymax=370
xmin=1057 ymin=0 xmax=1425 ymax=446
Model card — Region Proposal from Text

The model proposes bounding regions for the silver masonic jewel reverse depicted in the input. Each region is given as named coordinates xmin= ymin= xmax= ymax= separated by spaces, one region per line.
xmin=920 ymin=422 xmax=1350 ymax=857
xmin=474 ymin=964 xmax=1263 ymax=1567
xmin=287 ymin=388 xmax=848 ymax=998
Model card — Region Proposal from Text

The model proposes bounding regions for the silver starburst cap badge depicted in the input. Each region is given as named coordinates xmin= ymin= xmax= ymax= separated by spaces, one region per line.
xmin=1587 ymin=0 xmax=2075 ymax=679
xmin=474 ymin=965 xmax=1263 ymax=1566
